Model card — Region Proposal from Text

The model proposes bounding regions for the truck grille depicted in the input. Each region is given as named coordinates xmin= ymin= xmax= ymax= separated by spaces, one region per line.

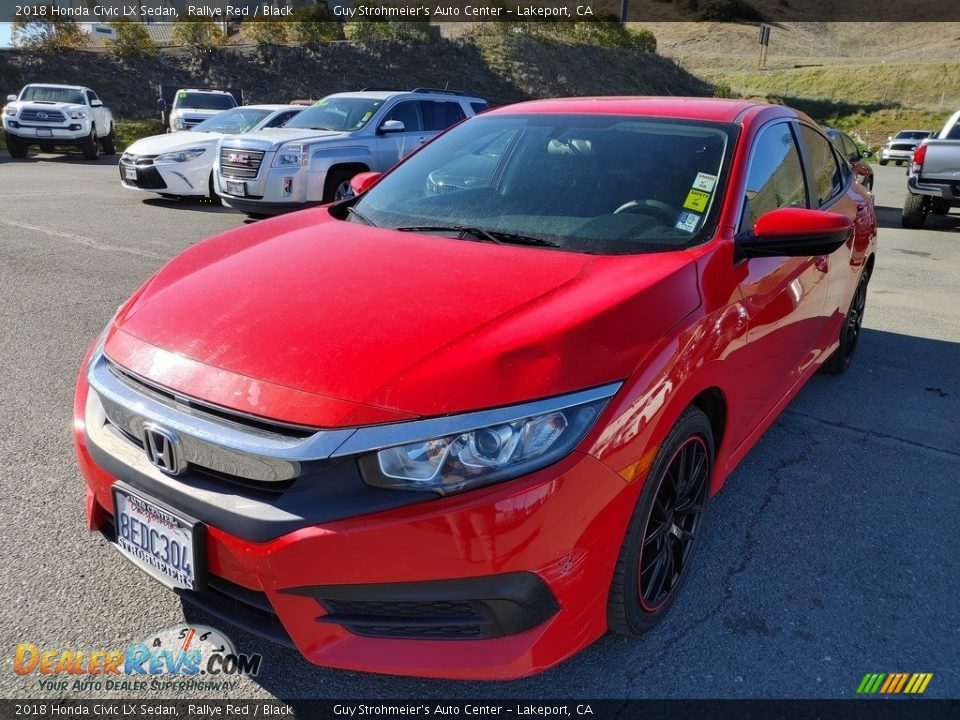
xmin=20 ymin=109 xmax=66 ymax=123
xmin=220 ymin=147 xmax=265 ymax=179
xmin=890 ymin=143 xmax=917 ymax=152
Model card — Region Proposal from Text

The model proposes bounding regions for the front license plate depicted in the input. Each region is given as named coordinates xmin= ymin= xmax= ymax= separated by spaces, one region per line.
xmin=36 ymin=128 xmax=52 ymax=137
xmin=112 ymin=484 xmax=202 ymax=590
xmin=123 ymin=167 xmax=137 ymax=181
xmin=225 ymin=179 xmax=246 ymax=196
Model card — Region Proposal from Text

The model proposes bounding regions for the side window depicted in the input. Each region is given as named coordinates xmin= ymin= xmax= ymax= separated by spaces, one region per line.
xmin=382 ymin=101 xmax=422 ymax=133
xmin=741 ymin=122 xmax=808 ymax=230
xmin=86 ymin=90 xmax=98 ymax=104
xmin=266 ymin=111 xmax=297 ymax=128
xmin=841 ymin=134 xmax=859 ymax=162
xmin=470 ymin=101 xmax=490 ymax=114
xmin=419 ymin=101 xmax=466 ymax=132
xmin=799 ymin=125 xmax=844 ymax=207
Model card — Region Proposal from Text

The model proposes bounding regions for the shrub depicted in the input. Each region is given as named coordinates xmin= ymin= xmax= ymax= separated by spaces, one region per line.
xmin=343 ymin=21 xmax=432 ymax=43
xmin=290 ymin=5 xmax=343 ymax=44
xmin=171 ymin=20 xmax=226 ymax=51
xmin=713 ymin=82 xmax=734 ymax=98
xmin=105 ymin=20 xmax=156 ymax=59
xmin=243 ymin=21 xmax=289 ymax=47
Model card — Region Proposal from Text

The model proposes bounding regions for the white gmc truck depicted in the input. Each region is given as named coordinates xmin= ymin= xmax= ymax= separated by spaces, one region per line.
xmin=215 ymin=88 xmax=488 ymax=216
xmin=3 ymin=84 xmax=115 ymax=159
xmin=902 ymin=110 xmax=960 ymax=228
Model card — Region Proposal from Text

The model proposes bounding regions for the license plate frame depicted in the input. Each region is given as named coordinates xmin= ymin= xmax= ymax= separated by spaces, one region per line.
xmin=36 ymin=128 xmax=52 ymax=138
xmin=111 ymin=483 xmax=205 ymax=591
xmin=225 ymin=179 xmax=246 ymax=196
xmin=123 ymin=167 xmax=137 ymax=181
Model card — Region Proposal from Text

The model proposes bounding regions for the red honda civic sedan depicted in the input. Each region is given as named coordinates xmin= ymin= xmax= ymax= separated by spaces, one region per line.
xmin=74 ymin=98 xmax=876 ymax=679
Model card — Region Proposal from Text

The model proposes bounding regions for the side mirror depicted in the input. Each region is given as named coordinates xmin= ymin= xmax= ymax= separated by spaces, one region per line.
xmin=156 ymin=98 xmax=166 ymax=112
xmin=349 ymin=171 xmax=382 ymax=196
xmin=6 ymin=94 xmax=16 ymax=102
xmin=736 ymin=208 xmax=853 ymax=259
xmin=860 ymin=149 xmax=872 ymax=159
xmin=378 ymin=119 xmax=405 ymax=135
xmin=90 ymin=99 xmax=103 ymax=108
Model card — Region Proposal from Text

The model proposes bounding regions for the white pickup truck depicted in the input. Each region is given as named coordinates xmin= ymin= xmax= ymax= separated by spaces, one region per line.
xmin=902 ymin=110 xmax=960 ymax=228
xmin=3 ymin=84 xmax=115 ymax=159
xmin=215 ymin=88 xmax=488 ymax=216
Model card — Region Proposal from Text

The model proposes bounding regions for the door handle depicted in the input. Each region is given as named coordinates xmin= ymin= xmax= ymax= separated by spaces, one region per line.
xmin=418 ymin=136 xmax=429 ymax=144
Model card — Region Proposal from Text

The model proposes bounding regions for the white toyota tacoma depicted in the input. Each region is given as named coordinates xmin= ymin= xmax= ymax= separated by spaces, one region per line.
xmin=3 ymin=84 xmax=115 ymax=159
xmin=215 ymin=88 xmax=488 ymax=216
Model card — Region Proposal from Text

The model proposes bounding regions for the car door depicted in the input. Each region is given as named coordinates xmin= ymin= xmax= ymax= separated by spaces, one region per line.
xmin=375 ymin=100 xmax=428 ymax=170
xmin=85 ymin=90 xmax=106 ymax=131
xmin=733 ymin=120 xmax=834 ymax=433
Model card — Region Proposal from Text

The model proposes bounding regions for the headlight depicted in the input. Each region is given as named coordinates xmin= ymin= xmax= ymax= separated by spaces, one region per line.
xmin=154 ymin=148 xmax=207 ymax=163
xmin=3 ymin=106 xmax=16 ymax=117
xmin=68 ymin=110 xmax=87 ymax=119
xmin=274 ymin=144 xmax=307 ymax=167
xmin=358 ymin=390 xmax=615 ymax=496
xmin=174 ymin=118 xmax=185 ymax=130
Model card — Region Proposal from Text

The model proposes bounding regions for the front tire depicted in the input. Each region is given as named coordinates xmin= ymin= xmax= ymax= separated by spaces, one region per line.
xmin=82 ymin=124 xmax=99 ymax=160
xmin=608 ymin=406 xmax=713 ymax=635
xmin=100 ymin=125 xmax=116 ymax=155
xmin=901 ymin=194 xmax=929 ymax=229
xmin=878 ymin=159 xmax=888 ymax=166
xmin=5 ymin=132 xmax=28 ymax=158
xmin=323 ymin=167 xmax=360 ymax=204
xmin=822 ymin=270 xmax=869 ymax=376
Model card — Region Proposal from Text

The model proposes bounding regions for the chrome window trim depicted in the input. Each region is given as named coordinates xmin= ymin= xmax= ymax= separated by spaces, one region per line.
xmin=87 ymin=348 xmax=621 ymax=482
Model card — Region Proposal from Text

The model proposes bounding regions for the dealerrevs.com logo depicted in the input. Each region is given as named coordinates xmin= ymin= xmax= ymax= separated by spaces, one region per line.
xmin=13 ymin=625 xmax=262 ymax=693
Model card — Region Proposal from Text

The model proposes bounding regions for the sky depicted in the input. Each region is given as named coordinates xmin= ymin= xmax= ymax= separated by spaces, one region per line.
xmin=1 ymin=22 xmax=11 ymax=48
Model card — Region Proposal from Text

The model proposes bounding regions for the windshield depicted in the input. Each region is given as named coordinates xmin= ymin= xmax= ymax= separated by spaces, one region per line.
xmin=20 ymin=86 xmax=85 ymax=104
xmin=284 ymin=97 xmax=384 ymax=131
xmin=352 ymin=114 xmax=735 ymax=255
xmin=894 ymin=131 xmax=931 ymax=140
xmin=177 ymin=92 xmax=236 ymax=110
xmin=191 ymin=107 xmax=273 ymax=134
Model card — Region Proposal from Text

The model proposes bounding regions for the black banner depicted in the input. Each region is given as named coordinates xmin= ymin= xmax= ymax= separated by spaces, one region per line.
xmin=2 ymin=0 xmax=960 ymax=23
xmin=2 ymin=700 xmax=960 ymax=720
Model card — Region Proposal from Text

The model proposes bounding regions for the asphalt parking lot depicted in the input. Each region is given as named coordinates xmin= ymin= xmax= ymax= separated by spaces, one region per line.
xmin=0 ymin=155 xmax=957 ymax=700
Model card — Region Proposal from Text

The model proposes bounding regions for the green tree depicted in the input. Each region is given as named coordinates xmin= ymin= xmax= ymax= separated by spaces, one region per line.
xmin=12 ymin=5 xmax=87 ymax=50
xmin=171 ymin=19 xmax=226 ymax=51
xmin=105 ymin=20 xmax=156 ymax=59
xmin=290 ymin=5 xmax=342 ymax=44
xmin=243 ymin=21 xmax=289 ymax=47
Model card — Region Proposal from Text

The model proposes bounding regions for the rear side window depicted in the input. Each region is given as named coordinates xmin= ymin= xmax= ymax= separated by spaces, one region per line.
xmin=419 ymin=101 xmax=466 ymax=132
xmin=799 ymin=125 xmax=844 ymax=207
xmin=841 ymin=134 xmax=859 ymax=161
xmin=742 ymin=122 xmax=808 ymax=229
xmin=470 ymin=101 xmax=490 ymax=114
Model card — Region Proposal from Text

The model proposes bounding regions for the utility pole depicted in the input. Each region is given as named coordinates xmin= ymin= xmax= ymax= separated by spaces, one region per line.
xmin=758 ymin=24 xmax=770 ymax=70
xmin=620 ymin=0 xmax=628 ymax=22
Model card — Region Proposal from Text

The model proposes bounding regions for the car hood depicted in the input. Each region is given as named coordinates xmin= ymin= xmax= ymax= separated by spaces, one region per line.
xmin=105 ymin=209 xmax=700 ymax=428
xmin=125 ymin=132 xmax=222 ymax=156
xmin=15 ymin=101 xmax=85 ymax=112
xmin=219 ymin=127 xmax=351 ymax=152
xmin=173 ymin=108 xmax=222 ymax=117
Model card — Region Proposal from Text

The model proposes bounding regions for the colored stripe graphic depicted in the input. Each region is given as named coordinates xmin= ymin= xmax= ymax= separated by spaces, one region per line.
xmin=857 ymin=673 xmax=932 ymax=694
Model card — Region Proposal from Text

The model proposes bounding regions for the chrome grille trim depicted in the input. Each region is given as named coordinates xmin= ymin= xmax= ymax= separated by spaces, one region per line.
xmin=21 ymin=109 xmax=66 ymax=122
xmin=219 ymin=147 xmax=265 ymax=179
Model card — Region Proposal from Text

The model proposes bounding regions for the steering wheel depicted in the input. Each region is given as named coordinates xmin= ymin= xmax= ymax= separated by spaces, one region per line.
xmin=613 ymin=199 xmax=679 ymax=225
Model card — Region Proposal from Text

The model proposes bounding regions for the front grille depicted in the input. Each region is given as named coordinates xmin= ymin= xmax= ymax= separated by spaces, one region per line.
xmin=118 ymin=163 xmax=166 ymax=190
xmin=121 ymin=153 xmax=156 ymax=166
xmin=220 ymin=147 xmax=265 ymax=179
xmin=890 ymin=143 xmax=917 ymax=152
xmin=20 ymin=109 xmax=65 ymax=122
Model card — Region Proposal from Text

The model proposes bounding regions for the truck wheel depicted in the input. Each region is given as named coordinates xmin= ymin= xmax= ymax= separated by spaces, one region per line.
xmin=930 ymin=199 xmax=949 ymax=216
xmin=100 ymin=126 xmax=116 ymax=155
xmin=323 ymin=168 xmax=359 ymax=203
xmin=901 ymin=194 xmax=929 ymax=229
xmin=895 ymin=160 xmax=904 ymax=166
xmin=82 ymin=124 xmax=99 ymax=160
xmin=6 ymin=133 xmax=28 ymax=158
xmin=878 ymin=159 xmax=888 ymax=166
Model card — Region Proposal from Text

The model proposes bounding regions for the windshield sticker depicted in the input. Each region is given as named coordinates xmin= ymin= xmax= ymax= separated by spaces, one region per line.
xmin=675 ymin=212 xmax=700 ymax=233
xmin=683 ymin=188 xmax=711 ymax=213
xmin=692 ymin=172 xmax=717 ymax=192
xmin=313 ymin=98 xmax=329 ymax=106
xmin=178 ymin=91 xmax=187 ymax=100
xmin=361 ymin=111 xmax=372 ymax=122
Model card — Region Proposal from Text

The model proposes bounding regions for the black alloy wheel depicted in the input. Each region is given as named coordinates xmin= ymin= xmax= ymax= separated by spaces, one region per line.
xmin=822 ymin=270 xmax=869 ymax=375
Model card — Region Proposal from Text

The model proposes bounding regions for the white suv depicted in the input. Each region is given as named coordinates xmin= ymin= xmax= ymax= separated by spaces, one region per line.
xmin=214 ymin=88 xmax=488 ymax=216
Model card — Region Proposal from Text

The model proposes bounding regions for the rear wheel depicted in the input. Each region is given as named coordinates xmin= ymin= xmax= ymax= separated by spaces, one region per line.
xmin=878 ymin=159 xmax=888 ymax=166
xmin=5 ymin=133 xmax=28 ymax=158
xmin=82 ymin=124 xmax=99 ymax=160
xmin=822 ymin=270 xmax=869 ymax=376
xmin=901 ymin=194 xmax=929 ymax=229
xmin=895 ymin=160 xmax=904 ymax=166
xmin=608 ymin=406 xmax=713 ymax=635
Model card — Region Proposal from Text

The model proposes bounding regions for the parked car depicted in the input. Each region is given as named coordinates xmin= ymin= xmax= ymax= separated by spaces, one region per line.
xmin=74 ymin=97 xmax=876 ymax=680
xmin=3 ymin=83 xmax=114 ymax=159
xmin=879 ymin=129 xmax=933 ymax=166
xmin=119 ymin=105 xmax=303 ymax=203
xmin=214 ymin=88 xmax=489 ymax=216
xmin=901 ymin=111 xmax=960 ymax=227
xmin=824 ymin=127 xmax=874 ymax=191
xmin=162 ymin=89 xmax=238 ymax=133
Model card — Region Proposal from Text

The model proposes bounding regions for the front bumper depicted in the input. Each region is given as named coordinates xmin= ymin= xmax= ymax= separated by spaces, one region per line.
xmin=880 ymin=147 xmax=916 ymax=162
xmin=3 ymin=120 xmax=88 ymax=143
xmin=74 ymin=352 xmax=638 ymax=679
xmin=119 ymin=156 xmax=212 ymax=196
xmin=216 ymin=158 xmax=327 ymax=215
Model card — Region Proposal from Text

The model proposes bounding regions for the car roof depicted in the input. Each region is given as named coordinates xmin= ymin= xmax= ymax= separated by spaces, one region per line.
xmin=244 ymin=104 xmax=304 ymax=112
xmin=178 ymin=89 xmax=232 ymax=94
xmin=485 ymin=97 xmax=761 ymax=123
xmin=24 ymin=83 xmax=87 ymax=91
xmin=325 ymin=90 xmax=484 ymax=102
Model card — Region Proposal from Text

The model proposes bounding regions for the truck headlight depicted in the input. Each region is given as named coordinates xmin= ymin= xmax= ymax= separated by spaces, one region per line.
xmin=357 ymin=387 xmax=617 ymax=496
xmin=68 ymin=110 xmax=87 ymax=120
xmin=174 ymin=118 xmax=186 ymax=130
xmin=274 ymin=144 xmax=307 ymax=167
xmin=154 ymin=148 xmax=206 ymax=163
xmin=3 ymin=106 xmax=16 ymax=117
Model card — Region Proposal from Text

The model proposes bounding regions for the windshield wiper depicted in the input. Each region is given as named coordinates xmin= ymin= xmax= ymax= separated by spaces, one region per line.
xmin=394 ymin=226 xmax=560 ymax=247
xmin=347 ymin=206 xmax=376 ymax=226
